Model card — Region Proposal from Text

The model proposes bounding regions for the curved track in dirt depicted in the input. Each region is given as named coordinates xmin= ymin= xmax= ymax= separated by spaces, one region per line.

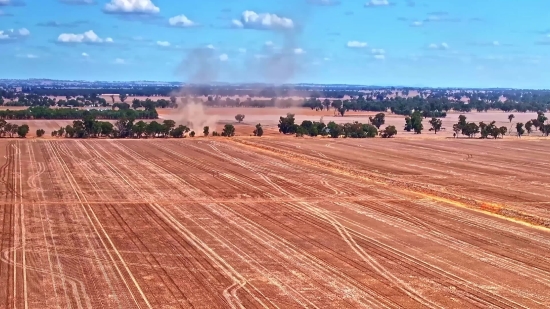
xmin=0 ymin=138 xmax=549 ymax=308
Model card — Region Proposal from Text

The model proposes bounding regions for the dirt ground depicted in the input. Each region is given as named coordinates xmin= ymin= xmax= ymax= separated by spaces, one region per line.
xmin=0 ymin=138 xmax=549 ymax=308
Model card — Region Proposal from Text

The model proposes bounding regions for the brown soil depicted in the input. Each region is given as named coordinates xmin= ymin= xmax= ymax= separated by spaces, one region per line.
xmin=0 ymin=138 xmax=549 ymax=308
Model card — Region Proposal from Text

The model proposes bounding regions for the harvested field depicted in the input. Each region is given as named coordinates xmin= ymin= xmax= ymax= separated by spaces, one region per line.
xmin=0 ymin=138 xmax=549 ymax=308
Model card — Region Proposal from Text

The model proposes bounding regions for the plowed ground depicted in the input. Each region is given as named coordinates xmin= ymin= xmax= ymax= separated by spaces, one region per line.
xmin=0 ymin=138 xmax=549 ymax=308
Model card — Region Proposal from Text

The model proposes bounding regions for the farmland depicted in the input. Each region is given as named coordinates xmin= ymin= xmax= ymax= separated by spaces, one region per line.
xmin=1 ymin=138 xmax=550 ymax=308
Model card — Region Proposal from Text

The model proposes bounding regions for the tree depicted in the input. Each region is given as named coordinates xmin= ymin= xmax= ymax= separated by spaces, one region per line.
xmin=327 ymin=121 xmax=343 ymax=138
xmin=36 ymin=129 xmax=45 ymax=137
xmin=369 ymin=113 xmax=385 ymax=129
xmin=322 ymin=99 xmax=331 ymax=111
xmin=110 ymin=95 xmax=115 ymax=105
xmin=537 ymin=111 xmax=548 ymax=124
xmin=380 ymin=126 xmax=397 ymax=138
xmin=428 ymin=117 xmax=443 ymax=134
xmin=169 ymin=96 xmax=177 ymax=107
xmin=253 ymin=123 xmax=264 ymax=137
xmin=404 ymin=111 xmax=423 ymax=134
xmin=132 ymin=99 xmax=142 ymax=109
xmin=17 ymin=124 xmax=29 ymax=138
xmin=119 ymin=93 xmax=128 ymax=103
xmin=525 ymin=121 xmax=533 ymax=135
xmin=338 ymin=106 xmax=346 ymax=117
xmin=203 ymin=126 xmax=210 ymax=137
xmin=295 ymin=125 xmax=308 ymax=137
xmin=498 ymin=126 xmax=507 ymax=138
xmin=508 ymin=114 xmax=515 ymax=123
xmin=190 ymin=131 xmax=195 ymax=137
xmin=278 ymin=113 xmax=297 ymax=134
xmin=222 ymin=124 xmax=235 ymax=137
xmin=235 ymin=114 xmax=245 ymax=123
xmin=516 ymin=123 xmax=524 ymax=137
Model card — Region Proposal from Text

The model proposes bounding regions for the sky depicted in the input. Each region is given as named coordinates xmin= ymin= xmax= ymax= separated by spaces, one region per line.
xmin=0 ymin=0 xmax=549 ymax=88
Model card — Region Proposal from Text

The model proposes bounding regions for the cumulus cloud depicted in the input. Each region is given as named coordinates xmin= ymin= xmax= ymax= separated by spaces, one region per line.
xmin=371 ymin=48 xmax=385 ymax=54
xmin=57 ymin=30 xmax=113 ymax=44
xmin=82 ymin=52 xmax=89 ymax=57
xmin=365 ymin=0 xmax=390 ymax=7
xmin=294 ymin=48 xmax=305 ymax=54
xmin=236 ymin=10 xmax=294 ymax=30
xmin=206 ymin=44 xmax=214 ymax=49
xmin=15 ymin=53 xmax=37 ymax=59
xmin=114 ymin=58 xmax=125 ymax=64
xmin=168 ymin=15 xmax=196 ymax=27
xmin=18 ymin=28 xmax=29 ymax=36
xmin=264 ymin=41 xmax=274 ymax=47
xmin=219 ymin=54 xmax=228 ymax=61
xmin=104 ymin=0 xmax=159 ymax=14
xmin=307 ymin=0 xmax=341 ymax=6
xmin=231 ymin=19 xmax=243 ymax=28
xmin=347 ymin=40 xmax=367 ymax=48
xmin=410 ymin=21 xmax=423 ymax=27
xmin=429 ymin=42 xmax=449 ymax=50
xmin=0 ymin=28 xmax=30 ymax=40
xmin=492 ymin=40 xmax=500 ymax=46
xmin=0 ymin=0 xmax=25 ymax=6
xmin=59 ymin=0 xmax=96 ymax=4
xmin=156 ymin=40 xmax=170 ymax=47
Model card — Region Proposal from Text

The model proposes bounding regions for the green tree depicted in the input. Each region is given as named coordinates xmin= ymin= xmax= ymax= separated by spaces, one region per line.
xmin=428 ymin=117 xmax=443 ymax=134
xmin=405 ymin=111 xmax=423 ymax=134
xmin=369 ymin=113 xmax=385 ymax=129
xmin=508 ymin=114 xmax=515 ymax=123
xmin=119 ymin=93 xmax=128 ymax=103
xmin=222 ymin=124 xmax=235 ymax=137
xmin=525 ymin=120 xmax=533 ymax=135
xmin=132 ymin=99 xmax=142 ymax=109
xmin=253 ymin=123 xmax=264 ymax=137
xmin=203 ymin=126 xmax=210 ymax=137
xmin=36 ymin=129 xmax=45 ymax=137
xmin=516 ymin=123 xmax=524 ymax=137
xmin=17 ymin=124 xmax=30 ymax=138
xmin=132 ymin=120 xmax=147 ymax=138
xmin=278 ymin=113 xmax=297 ymax=134
xmin=380 ymin=126 xmax=397 ymax=138
xmin=327 ymin=121 xmax=342 ymax=138
xmin=190 ymin=131 xmax=195 ymax=137
xmin=235 ymin=114 xmax=245 ymax=123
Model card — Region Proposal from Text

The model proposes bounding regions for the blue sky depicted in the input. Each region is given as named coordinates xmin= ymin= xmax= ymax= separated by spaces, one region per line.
xmin=0 ymin=0 xmax=549 ymax=88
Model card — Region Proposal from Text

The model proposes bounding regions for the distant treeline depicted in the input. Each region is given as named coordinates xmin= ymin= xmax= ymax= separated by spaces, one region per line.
xmin=2 ymin=88 xmax=550 ymax=116
xmin=0 ymin=106 xmax=158 ymax=120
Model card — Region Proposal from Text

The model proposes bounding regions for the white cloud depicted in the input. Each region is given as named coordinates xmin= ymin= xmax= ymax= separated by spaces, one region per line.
xmin=156 ymin=40 xmax=170 ymax=47
xmin=238 ymin=10 xmax=294 ymax=30
xmin=365 ymin=0 xmax=390 ymax=7
xmin=238 ymin=48 xmax=247 ymax=53
xmin=429 ymin=42 xmax=449 ymax=50
xmin=374 ymin=54 xmax=385 ymax=60
xmin=206 ymin=44 xmax=214 ymax=49
xmin=294 ymin=48 xmax=305 ymax=54
xmin=114 ymin=58 xmax=126 ymax=64
xmin=264 ymin=41 xmax=274 ymax=47
xmin=371 ymin=48 xmax=385 ymax=54
xmin=231 ymin=19 xmax=243 ymax=28
xmin=0 ymin=31 xmax=9 ymax=40
xmin=347 ymin=40 xmax=367 ymax=48
xmin=82 ymin=52 xmax=89 ymax=57
xmin=104 ymin=0 xmax=159 ymax=14
xmin=411 ymin=21 xmax=423 ymax=27
xmin=18 ymin=28 xmax=30 ymax=36
xmin=59 ymin=0 xmax=96 ymax=4
xmin=57 ymin=30 xmax=113 ymax=44
xmin=492 ymin=40 xmax=500 ymax=46
xmin=17 ymin=54 xmax=38 ymax=59
xmin=324 ymin=57 xmax=331 ymax=61
xmin=219 ymin=54 xmax=228 ymax=61
xmin=168 ymin=15 xmax=196 ymax=27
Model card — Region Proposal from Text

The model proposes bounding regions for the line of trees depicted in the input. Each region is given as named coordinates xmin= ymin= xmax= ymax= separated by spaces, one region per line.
xmin=47 ymin=112 xmax=238 ymax=139
xmin=0 ymin=120 xmax=30 ymax=138
xmin=0 ymin=106 xmax=158 ymax=120
xmin=277 ymin=113 xmax=396 ymax=138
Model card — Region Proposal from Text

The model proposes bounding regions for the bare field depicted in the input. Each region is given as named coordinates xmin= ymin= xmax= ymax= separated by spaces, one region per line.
xmin=1 ymin=138 xmax=550 ymax=308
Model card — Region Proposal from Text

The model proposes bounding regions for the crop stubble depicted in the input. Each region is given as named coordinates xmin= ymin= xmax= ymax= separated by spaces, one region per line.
xmin=0 ymin=138 xmax=549 ymax=308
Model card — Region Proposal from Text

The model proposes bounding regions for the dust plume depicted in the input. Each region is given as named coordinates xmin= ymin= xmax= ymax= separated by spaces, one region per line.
xmin=168 ymin=46 xmax=221 ymax=131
